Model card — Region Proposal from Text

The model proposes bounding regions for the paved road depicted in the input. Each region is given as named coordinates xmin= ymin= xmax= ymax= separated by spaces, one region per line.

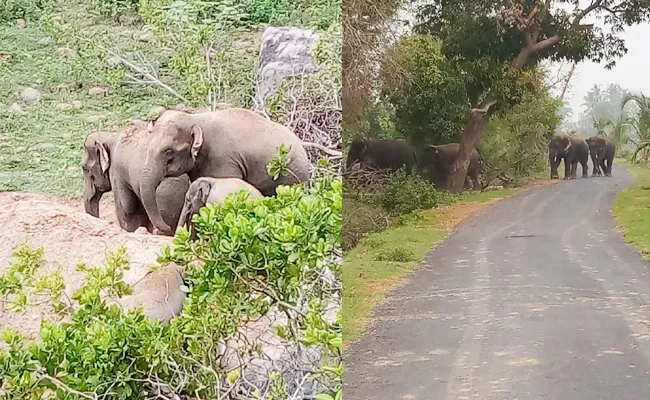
xmin=345 ymin=165 xmax=650 ymax=399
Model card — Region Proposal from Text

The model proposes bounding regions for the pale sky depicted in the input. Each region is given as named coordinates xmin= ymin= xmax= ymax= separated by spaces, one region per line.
xmin=562 ymin=23 xmax=650 ymax=122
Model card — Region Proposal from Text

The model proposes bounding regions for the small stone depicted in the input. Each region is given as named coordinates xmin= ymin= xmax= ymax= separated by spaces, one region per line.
xmin=15 ymin=146 xmax=26 ymax=153
xmin=61 ymin=133 xmax=72 ymax=141
xmin=55 ymin=103 xmax=73 ymax=110
xmin=174 ymin=103 xmax=187 ymax=110
xmin=137 ymin=31 xmax=155 ymax=43
xmin=86 ymin=114 xmax=107 ymax=123
xmin=71 ymin=100 xmax=83 ymax=109
xmin=9 ymin=102 xmax=25 ymax=115
xmin=16 ymin=19 xmax=25 ymax=28
xmin=20 ymin=87 xmax=41 ymax=103
xmin=149 ymin=106 xmax=166 ymax=117
xmin=50 ymin=15 xmax=63 ymax=22
xmin=57 ymin=47 xmax=74 ymax=59
xmin=37 ymin=37 xmax=55 ymax=46
xmin=131 ymin=118 xmax=146 ymax=126
xmin=106 ymin=55 xmax=122 ymax=68
xmin=32 ymin=143 xmax=57 ymax=151
xmin=88 ymin=86 xmax=109 ymax=96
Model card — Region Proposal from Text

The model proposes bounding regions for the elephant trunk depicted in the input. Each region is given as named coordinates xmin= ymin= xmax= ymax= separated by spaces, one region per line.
xmin=83 ymin=180 xmax=103 ymax=218
xmin=176 ymin=202 xmax=192 ymax=233
xmin=140 ymin=166 xmax=173 ymax=235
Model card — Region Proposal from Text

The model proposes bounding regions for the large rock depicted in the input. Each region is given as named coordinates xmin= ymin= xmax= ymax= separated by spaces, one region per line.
xmin=254 ymin=26 xmax=319 ymax=109
xmin=20 ymin=87 xmax=41 ymax=104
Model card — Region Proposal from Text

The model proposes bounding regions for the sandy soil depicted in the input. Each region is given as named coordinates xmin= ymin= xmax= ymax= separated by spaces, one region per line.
xmin=0 ymin=191 xmax=172 ymax=342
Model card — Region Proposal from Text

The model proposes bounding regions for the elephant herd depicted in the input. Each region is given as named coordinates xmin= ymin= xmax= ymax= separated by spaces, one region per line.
xmin=548 ymin=133 xmax=616 ymax=179
xmin=345 ymin=139 xmax=481 ymax=190
xmin=82 ymin=108 xmax=311 ymax=236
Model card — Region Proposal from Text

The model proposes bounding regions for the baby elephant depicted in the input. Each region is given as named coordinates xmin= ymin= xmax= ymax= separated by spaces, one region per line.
xmin=112 ymin=263 xmax=186 ymax=323
xmin=177 ymin=177 xmax=263 ymax=233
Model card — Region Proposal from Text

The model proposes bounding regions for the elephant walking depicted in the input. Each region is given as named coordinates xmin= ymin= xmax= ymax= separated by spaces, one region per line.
xmin=82 ymin=126 xmax=189 ymax=234
xmin=586 ymin=135 xmax=616 ymax=177
xmin=139 ymin=108 xmax=311 ymax=235
xmin=417 ymin=143 xmax=480 ymax=190
xmin=548 ymin=134 xmax=589 ymax=180
xmin=345 ymin=138 xmax=417 ymax=173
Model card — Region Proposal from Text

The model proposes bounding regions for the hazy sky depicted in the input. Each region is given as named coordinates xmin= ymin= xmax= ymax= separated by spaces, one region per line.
xmin=563 ymin=22 xmax=650 ymax=122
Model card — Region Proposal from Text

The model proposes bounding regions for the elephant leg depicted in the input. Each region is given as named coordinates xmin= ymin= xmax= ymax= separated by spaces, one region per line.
xmin=600 ymin=159 xmax=608 ymax=177
xmin=581 ymin=160 xmax=588 ymax=178
xmin=563 ymin=158 xmax=571 ymax=180
xmin=606 ymin=156 xmax=613 ymax=176
xmin=114 ymin=181 xmax=151 ymax=233
xmin=570 ymin=161 xmax=578 ymax=179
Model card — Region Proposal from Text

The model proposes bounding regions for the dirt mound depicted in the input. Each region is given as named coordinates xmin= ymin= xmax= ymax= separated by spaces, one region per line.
xmin=0 ymin=191 xmax=172 ymax=342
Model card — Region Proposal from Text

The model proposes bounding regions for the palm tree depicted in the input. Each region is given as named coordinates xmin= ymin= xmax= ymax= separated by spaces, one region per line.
xmin=622 ymin=93 xmax=650 ymax=163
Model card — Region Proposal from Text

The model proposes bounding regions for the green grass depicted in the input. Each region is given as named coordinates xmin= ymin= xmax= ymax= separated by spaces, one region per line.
xmin=612 ymin=159 xmax=650 ymax=258
xmin=0 ymin=1 xmax=261 ymax=197
xmin=342 ymin=187 xmax=520 ymax=344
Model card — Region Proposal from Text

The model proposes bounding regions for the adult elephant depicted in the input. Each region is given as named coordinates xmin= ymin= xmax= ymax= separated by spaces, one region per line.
xmin=82 ymin=126 xmax=189 ymax=234
xmin=586 ymin=135 xmax=616 ymax=177
xmin=417 ymin=143 xmax=480 ymax=190
xmin=548 ymin=134 xmax=589 ymax=180
xmin=345 ymin=138 xmax=417 ymax=173
xmin=140 ymin=108 xmax=310 ymax=235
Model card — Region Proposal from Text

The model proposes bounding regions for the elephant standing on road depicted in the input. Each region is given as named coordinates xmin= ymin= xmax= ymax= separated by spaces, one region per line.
xmin=586 ymin=135 xmax=616 ymax=177
xmin=417 ymin=143 xmax=480 ymax=190
xmin=548 ymin=134 xmax=589 ymax=180
xmin=139 ymin=108 xmax=311 ymax=235
xmin=82 ymin=127 xmax=189 ymax=234
xmin=345 ymin=138 xmax=417 ymax=173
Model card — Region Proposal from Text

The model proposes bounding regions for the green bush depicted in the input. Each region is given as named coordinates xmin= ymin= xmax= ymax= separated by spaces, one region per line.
xmin=0 ymin=0 xmax=54 ymax=24
xmin=375 ymin=246 xmax=415 ymax=262
xmin=0 ymin=178 xmax=342 ymax=399
xmin=376 ymin=170 xmax=454 ymax=216
xmin=86 ymin=0 xmax=140 ymax=19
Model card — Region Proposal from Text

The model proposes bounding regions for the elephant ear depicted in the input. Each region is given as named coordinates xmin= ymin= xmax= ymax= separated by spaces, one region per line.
xmin=195 ymin=180 xmax=211 ymax=205
xmin=190 ymin=124 xmax=204 ymax=160
xmin=95 ymin=141 xmax=110 ymax=174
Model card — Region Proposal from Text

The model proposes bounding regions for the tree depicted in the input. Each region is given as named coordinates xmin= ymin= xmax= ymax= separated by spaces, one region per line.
xmin=379 ymin=34 xmax=470 ymax=145
xmin=414 ymin=0 xmax=650 ymax=192
xmin=622 ymin=93 xmax=650 ymax=162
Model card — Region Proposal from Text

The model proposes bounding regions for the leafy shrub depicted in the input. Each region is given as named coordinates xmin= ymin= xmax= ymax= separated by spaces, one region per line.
xmin=342 ymin=197 xmax=393 ymax=250
xmin=375 ymin=246 xmax=415 ymax=262
xmin=86 ymin=0 xmax=140 ymax=19
xmin=0 ymin=0 xmax=54 ymax=24
xmin=376 ymin=170 xmax=454 ymax=216
xmin=0 ymin=177 xmax=342 ymax=399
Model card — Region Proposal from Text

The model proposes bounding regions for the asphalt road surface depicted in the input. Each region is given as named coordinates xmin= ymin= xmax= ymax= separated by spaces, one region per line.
xmin=345 ymin=165 xmax=650 ymax=400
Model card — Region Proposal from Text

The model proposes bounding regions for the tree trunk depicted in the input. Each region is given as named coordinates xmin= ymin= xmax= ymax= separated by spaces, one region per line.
xmin=447 ymin=99 xmax=499 ymax=193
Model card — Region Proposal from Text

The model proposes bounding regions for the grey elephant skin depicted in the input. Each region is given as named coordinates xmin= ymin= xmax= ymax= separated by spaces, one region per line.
xmin=417 ymin=143 xmax=480 ymax=190
xmin=177 ymin=177 xmax=263 ymax=234
xmin=548 ymin=134 xmax=589 ymax=180
xmin=345 ymin=138 xmax=417 ymax=173
xmin=139 ymin=108 xmax=310 ymax=235
xmin=586 ymin=135 xmax=616 ymax=177
xmin=82 ymin=126 xmax=190 ymax=234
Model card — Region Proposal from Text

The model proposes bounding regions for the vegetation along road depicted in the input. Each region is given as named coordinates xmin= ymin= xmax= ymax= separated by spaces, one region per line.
xmin=344 ymin=165 xmax=650 ymax=399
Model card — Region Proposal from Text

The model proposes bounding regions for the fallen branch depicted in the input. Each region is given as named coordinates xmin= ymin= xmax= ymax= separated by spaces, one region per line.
xmin=302 ymin=141 xmax=342 ymax=158
xmin=107 ymin=50 xmax=190 ymax=105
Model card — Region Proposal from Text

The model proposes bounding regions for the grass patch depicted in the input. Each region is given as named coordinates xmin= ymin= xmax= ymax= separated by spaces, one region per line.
xmin=612 ymin=159 xmax=650 ymax=258
xmin=342 ymin=187 xmax=520 ymax=344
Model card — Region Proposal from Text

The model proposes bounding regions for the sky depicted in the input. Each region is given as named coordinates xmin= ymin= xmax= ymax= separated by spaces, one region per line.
xmin=562 ymin=23 xmax=650 ymax=122
xmin=394 ymin=1 xmax=650 ymax=123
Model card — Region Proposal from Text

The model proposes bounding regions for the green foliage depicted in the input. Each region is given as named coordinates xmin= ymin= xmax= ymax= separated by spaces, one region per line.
xmin=86 ymin=0 xmax=140 ymax=19
xmin=375 ymin=246 xmax=415 ymax=262
xmin=0 ymin=178 xmax=342 ymax=398
xmin=479 ymin=90 xmax=562 ymax=184
xmin=0 ymin=0 xmax=54 ymax=24
xmin=380 ymin=34 xmax=469 ymax=144
xmin=376 ymin=170 xmax=454 ymax=216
